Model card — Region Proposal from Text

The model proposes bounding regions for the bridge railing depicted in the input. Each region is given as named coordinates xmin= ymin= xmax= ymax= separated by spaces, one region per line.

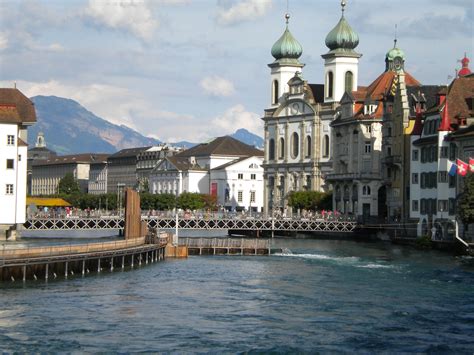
xmin=179 ymin=237 xmax=270 ymax=249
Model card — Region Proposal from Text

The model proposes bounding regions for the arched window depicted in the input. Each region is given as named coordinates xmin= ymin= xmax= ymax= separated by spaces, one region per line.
xmin=279 ymin=137 xmax=285 ymax=159
xmin=362 ymin=185 xmax=371 ymax=196
xmin=268 ymin=139 xmax=275 ymax=160
xmin=305 ymin=135 xmax=312 ymax=158
xmin=272 ymin=80 xmax=279 ymax=105
xmin=291 ymin=132 xmax=299 ymax=158
xmin=345 ymin=71 xmax=353 ymax=93
xmin=326 ymin=71 xmax=334 ymax=98
xmin=323 ymin=135 xmax=330 ymax=158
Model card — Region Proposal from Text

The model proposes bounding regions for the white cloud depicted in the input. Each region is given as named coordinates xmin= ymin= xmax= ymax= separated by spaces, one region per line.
xmin=217 ymin=0 xmax=272 ymax=26
xmin=211 ymin=104 xmax=262 ymax=136
xmin=84 ymin=0 xmax=157 ymax=41
xmin=0 ymin=32 xmax=8 ymax=50
xmin=200 ymin=76 xmax=236 ymax=97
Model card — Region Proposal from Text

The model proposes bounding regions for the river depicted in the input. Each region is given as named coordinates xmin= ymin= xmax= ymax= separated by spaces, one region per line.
xmin=1 ymin=236 xmax=473 ymax=353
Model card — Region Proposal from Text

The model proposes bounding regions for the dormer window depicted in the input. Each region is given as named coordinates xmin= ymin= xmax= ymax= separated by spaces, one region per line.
xmin=364 ymin=104 xmax=377 ymax=115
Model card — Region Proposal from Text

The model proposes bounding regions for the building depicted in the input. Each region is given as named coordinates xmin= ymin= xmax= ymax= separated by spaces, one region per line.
xmin=27 ymin=132 xmax=57 ymax=194
xmin=0 ymin=88 xmax=36 ymax=240
xmin=31 ymin=153 xmax=109 ymax=195
xmin=106 ymin=147 xmax=150 ymax=194
xmin=410 ymin=73 xmax=474 ymax=239
xmin=87 ymin=156 xmax=109 ymax=195
xmin=262 ymin=2 xmax=360 ymax=215
xmin=328 ymin=40 xmax=422 ymax=222
xmin=150 ymin=136 xmax=264 ymax=211
xmin=136 ymin=144 xmax=183 ymax=192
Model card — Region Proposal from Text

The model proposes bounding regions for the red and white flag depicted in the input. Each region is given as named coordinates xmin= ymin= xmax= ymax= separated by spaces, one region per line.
xmin=469 ymin=158 xmax=474 ymax=173
xmin=457 ymin=159 xmax=468 ymax=176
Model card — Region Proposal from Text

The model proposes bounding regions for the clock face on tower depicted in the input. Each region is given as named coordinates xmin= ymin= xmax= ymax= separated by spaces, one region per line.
xmin=393 ymin=56 xmax=403 ymax=70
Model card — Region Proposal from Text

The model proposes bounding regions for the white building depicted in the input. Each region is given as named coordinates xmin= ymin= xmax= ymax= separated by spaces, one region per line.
xmin=88 ymin=157 xmax=108 ymax=195
xmin=262 ymin=2 xmax=360 ymax=216
xmin=0 ymin=88 xmax=36 ymax=240
xmin=410 ymin=74 xmax=474 ymax=239
xmin=150 ymin=136 xmax=264 ymax=212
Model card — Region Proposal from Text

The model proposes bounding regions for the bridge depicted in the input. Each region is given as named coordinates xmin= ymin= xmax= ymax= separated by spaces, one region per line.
xmin=24 ymin=216 xmax=358 ymax=233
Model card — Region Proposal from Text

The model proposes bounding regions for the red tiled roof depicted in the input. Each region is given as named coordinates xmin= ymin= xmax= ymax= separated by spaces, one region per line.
xmin=0 ymin=88 xmax=37 ymax=124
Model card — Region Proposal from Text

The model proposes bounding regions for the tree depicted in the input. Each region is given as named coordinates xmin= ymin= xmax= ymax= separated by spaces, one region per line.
xmin=287 ymin=190 xmax=333 ymax=211
xmin=458 ymin=173 xmax=474 ymax=224
xmin=176 ymin=192 xmax=206 ymax=210
xmin=57 ymin=173 xmax=81 ymax=195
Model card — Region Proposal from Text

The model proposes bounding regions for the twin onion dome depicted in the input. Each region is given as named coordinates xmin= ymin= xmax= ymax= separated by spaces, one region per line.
xmin=324 ymin=1 xmax=359 ymax=53
xmin=385 ymin=44 xmax=406 ymax=62
xmin=271 ymin=14 xmax=303 ymax=61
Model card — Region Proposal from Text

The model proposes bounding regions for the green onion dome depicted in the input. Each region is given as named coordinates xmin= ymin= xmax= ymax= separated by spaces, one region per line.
xmin=386 ymin=45 xmax=406 ymax=61
xmin=325 ymin=15 xmax=359 ymax=51
xmin=271 ymin=14 xmax=303 ymax=60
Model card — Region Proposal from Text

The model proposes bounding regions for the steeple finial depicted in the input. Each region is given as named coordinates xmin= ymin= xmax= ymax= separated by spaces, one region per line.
xmin=341 ymin=0 xmax=346 ymax=15
xmin=285 ymin=13 xmax=290 ymax=25
xmin=394 ymin=24 xmax=398 ymax=48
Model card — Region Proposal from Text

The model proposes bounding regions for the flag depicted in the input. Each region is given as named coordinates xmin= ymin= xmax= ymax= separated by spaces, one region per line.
xmin=469 ymin=158 xmax=474 ymax=173
xmin=457 ymin=159 xmax=468 ymax=176
xmin=448 ymin=163 xmax=457 ymax=176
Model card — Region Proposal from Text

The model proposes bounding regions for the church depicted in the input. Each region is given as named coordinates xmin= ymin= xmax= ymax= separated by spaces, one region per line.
xmin=261 ymin=0 xmax=360 ymax=216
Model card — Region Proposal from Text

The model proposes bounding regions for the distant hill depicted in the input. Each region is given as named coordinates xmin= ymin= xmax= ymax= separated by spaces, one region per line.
xmin=28 ymin=95 xmax=264 ymax=154
xmin=29 ymin=96 xmax=161 ymax=154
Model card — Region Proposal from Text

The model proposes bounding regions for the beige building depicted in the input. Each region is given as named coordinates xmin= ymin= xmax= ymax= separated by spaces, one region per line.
xmin=31 ymin=154 xmax=108 ymax=195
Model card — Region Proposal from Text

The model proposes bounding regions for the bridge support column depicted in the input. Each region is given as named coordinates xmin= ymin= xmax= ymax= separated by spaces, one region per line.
xmin=65 ymin=262 xmax=68 ymax=278
xmin=139 ymin=254 xmax=142 ymax=266
xmin=45 ymin=264 xmax=49 ymax=281
xmin=22 ymin=265 xmax=26 ymax=282
xmin=82 ymin=260 xmax=85 ymax=276
xmin=122 ymin=256 xmax=125 ymax=269
xmin=131 ymin=254 xmax=134 ymax=268
xmin=98 ymin=258 xmax=101 ymax=273
xmin=146 ymin=252 xmax=148 ymax=264
xmin=110 ymin=258 xmax=114 ymax=272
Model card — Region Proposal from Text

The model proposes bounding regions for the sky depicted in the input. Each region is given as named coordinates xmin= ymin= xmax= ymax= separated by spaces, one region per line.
xmin=0 ymin=0 xmax=472 ymax=143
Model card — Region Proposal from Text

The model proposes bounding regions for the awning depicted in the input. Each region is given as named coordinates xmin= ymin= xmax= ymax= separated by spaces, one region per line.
xmin=26 ymin=197 xmax=71 ymax=207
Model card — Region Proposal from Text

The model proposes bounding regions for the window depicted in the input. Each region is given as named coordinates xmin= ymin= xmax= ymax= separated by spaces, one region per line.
xmin=438 ymin=200 xmax=448 ymax=212
xmin=449 ymin=174 xmax=456 ymax=188
xmin=305 ymin=135 xmax=312 ymax=158
xmin=412 ymin=149 xmax=419 ymax=161
xmin=250 ymin=191 xmax=256 ymax=203
xmin=364 ymin=142 xmax=371 ymax=154
xmin=5 ymin=184 xmax=13 ymax=195
xmin=279 ymin=137 xmax=285 ymax=159
xmin=326 ymin=71 xmax=334 ymax=98
xmin=449 ymin=143 xmax=456 ymax=161
xmin=412 ymin=200 xmax=419 ymax=212
xmin=250 ymin=174 xmax=256 ymax=180
xmin=420 ymin=199 xmax=426 ymax=214
xmin=7 ymin=135 xmax=14 ymax=146
xmin=18 ymin=155 xmax=21 ymax=161
xmin=323 ymin=135 xmax=330 ymax=158
xmin=272 ymin=80 xmax=279 ymax=105
xmin=238 ymin=191 xmax=243 ymax=203
xmin=305 ymin=175 xmax=311 ymax=190
xmin=366 ymin=125 xmax=372 ymax=133
xmin=387 ymin=146 xmax=392 ymax=157
xmin=345 ymin=71 xmax=353 ymax=93
xmin=449 ymin=198 xmax=456 ymax=215
xmin=238 ymin=173 xmax=243 ymax=180
xmin=412 ymin=173 xmax=418 ymax=184
xmin=438 ymin=171 xmax=448 ymax=183
xmin=362 ymin=185 xmax=371 ymax=196
xmin=269 ymin=139 xmax=275 ymax=160
xmin=6 ymin=159 xmax=14 ymax=169
xmin=291 ymin=132 xmax=299 ymax=158
xmin=387 ymin=127 xmax=392 ymax=136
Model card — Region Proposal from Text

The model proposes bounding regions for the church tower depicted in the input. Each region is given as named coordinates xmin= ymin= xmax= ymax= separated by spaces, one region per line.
xmin=268 ymin=13 xmax=304 ymax=108
xmin=322 ymin=0 xmax=361 ymax=103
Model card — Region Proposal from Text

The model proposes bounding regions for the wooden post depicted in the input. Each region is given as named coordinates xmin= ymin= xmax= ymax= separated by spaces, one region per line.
xmin=124 ymin=189 xmax=142 ymax=239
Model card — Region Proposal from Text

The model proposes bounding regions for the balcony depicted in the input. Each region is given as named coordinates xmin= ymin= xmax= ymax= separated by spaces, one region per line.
xmin=326 ymin=172 xmax=382 ymax=181
xmin=382 ymin=155 xmax=402 ymax=165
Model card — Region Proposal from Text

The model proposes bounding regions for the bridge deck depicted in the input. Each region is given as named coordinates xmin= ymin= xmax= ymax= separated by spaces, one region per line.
xmin=24 ymin=217 xmax=357 ymax=233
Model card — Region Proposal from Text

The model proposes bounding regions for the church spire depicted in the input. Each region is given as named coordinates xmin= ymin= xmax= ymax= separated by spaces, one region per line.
xmin=271 ymin=13 xmax=303 ymax=63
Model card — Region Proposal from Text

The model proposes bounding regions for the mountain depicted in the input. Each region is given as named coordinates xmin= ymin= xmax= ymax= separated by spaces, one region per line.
xmin=29 ymin=95 xmax=161 ymax=154
xmin=28 ymin=95 xmax=264 ymax=154
xmin=171 ymin=129 xmax=264 ymax=150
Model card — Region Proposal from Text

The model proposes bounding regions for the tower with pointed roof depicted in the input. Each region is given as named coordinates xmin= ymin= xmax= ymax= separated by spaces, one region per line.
xmin=268 ymin=13 xmax=304 ymax=108
xmin=322 ymin=0 xmax=361 ymax=103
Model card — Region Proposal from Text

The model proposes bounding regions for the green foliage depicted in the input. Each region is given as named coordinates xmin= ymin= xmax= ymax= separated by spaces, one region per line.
xmin=458 ymin=173 xmax=474 ymax=224
xmin=139 ymin=193 xmax=176 ymax=210
xmin=287 ymin=190 xmax=333 ymax=211
xmin=176 ymin=192 xmax=206 ymax=211
xmin=414 ymin=235 xmax=433 ymax=249
xmin=57 ymin=173 xmax=81 ymax=195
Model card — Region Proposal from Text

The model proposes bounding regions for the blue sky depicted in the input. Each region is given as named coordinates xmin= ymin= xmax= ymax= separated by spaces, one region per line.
xmin=0 ymin=0 xmax=472 ymax=143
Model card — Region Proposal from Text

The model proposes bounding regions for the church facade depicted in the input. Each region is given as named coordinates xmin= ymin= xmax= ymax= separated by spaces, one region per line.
xmin=261 ymin=2 xmax=360 ymax=216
